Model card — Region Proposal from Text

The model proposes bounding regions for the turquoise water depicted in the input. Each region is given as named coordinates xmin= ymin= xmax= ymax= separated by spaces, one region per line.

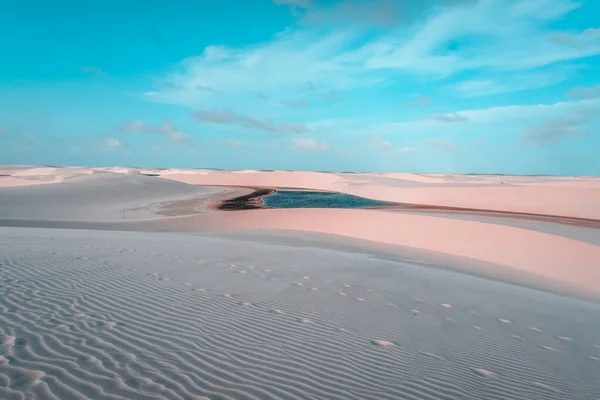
xmin=262 ymin=190 xmax=398 ymax=209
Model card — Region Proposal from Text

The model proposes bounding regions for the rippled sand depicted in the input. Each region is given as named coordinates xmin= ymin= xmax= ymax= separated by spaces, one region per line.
xmin=2 ymin=228 xmax=600 ymax=399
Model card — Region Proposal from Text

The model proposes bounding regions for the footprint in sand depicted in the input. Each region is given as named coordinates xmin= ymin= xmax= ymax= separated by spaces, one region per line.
xmin=1 ymin=336 xmax=16 ymax=347
xmin=410 ymin=310 xmax=421 ymax=315
xmin=307 ymin=287 xmax=319 ymax=291
xmin=472 ymin=368 xmax=497 ymax=378
xmin=371 ymin=340 xmax=395 ymax=347
xmin=509 ymin=335 xmax=525 ymax=341
xmin=530 ymin=382 xmax=561 ymax=393
xmin=270 ymin=309 xmax=284 ymax=314
xmin=529 ymin=327 xmax=543 ymax=332
xmin=294 ymin=282 xmax=304 ymax=287
xmin=439 ymin=304 xmax=453 ymax=308
xmin=472 ymin=326 xmax=483 ymax=330
xmin=539 ymin=345 xmax=558 ymax=352
xmin=238 ymin=302 xmax=253 ymax=307
xmin=497 ymin=319 xmax=512 ymax=324
xmin=343 ymin=284 xmax=352 ymax=288
xmin=337 ymin=292 xmax=347 ymax=296
xmin=353 ymin=297 xmax=367 ymax=302
xmin=297 ymin=318 xmax=312 ymax=324
xmin=556 ymin=336 xmax=574 ymax=342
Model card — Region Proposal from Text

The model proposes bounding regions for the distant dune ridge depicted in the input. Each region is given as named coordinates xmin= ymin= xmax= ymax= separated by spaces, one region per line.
xmin=1 ymin=165 xmax=600 ymax=399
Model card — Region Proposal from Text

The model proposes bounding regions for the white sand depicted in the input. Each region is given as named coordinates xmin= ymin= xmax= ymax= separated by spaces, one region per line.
xmin=1 ymin=166 xmax=600 ymax=399
xmin=1 ymin=227 xmax=599 ymax=400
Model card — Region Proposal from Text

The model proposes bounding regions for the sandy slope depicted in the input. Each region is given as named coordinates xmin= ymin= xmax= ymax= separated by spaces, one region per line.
xmin=0 ymin=172 xmax=225 ymax=222
xmin=161 ymin=171 xmax=600 ymax=219
xmin=2 ymin=227 xmax=599 ymax=400
xmin=1 ymin=166 xmax=599 ymax=299
xmin=2 ymin=166 xmax=600 ymax=399
xmin=160 ymin=208 xmax=600 ymax=300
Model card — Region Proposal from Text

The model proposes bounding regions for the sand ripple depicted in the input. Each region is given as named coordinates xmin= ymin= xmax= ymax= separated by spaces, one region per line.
xmin=1 ymin=228 xmax=599 ymax=400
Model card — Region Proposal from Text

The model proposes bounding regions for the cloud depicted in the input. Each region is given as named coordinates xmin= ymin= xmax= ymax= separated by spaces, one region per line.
xmin=368 ymin=137 xmax=416 ymax=156
xmin=429 ymin=113 xmax=468 ymax=122
xmin=120 ymin=120 xmax=193 ymax=143
xmin=292 ymin=138 xmax=330 ymax=150
xmin=422 ymin=140 xmax=462 ymax=152
xmin=78 ymin=66 xmax=108 ymax=77
xmin=104 ymin=137 xmax=122 ymax=151
xmin=227 ymin=139 xmax=246 ymax=148
xmin=281 ymin=98 xmax=309 ymax=107
xmin=150 ymin=0 xmax=598 ymax=111
xmin=453 ymin=68 xmax=574 ymax=97
xmin=274 ymin=0 xmax=311 ymax=7
xmin=521 ymin=108 xmax=599 ymax=146
xmin=549 ymin=28 xmax=600 ymax=49
xmin=402 ymin=95 xmax=432 ymax=108
xmin=568 ymin=85 xmax=600 ymax=100
xmin=190 ymin=109 xmax=307 ymax=134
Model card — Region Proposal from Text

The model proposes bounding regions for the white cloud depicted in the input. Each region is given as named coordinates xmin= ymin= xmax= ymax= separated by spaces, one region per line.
xmin=120 ymin=120 xmax=193 ymax=143
xmin=281 ymin=98 xmax=309 ymax=107
xmin=402 ymin=95 xmax=432 ymax=108
xmin=422 ymin=140 xmax=462 ymax=152
xmin=429 ymin=113 xmax=468 ymax=122
xmin=368 ymin=137 xmax=416 ymax=156
xmin=104 ymin=137 xmax=122 ymax=151
xmin=568 ymin=85 xmax=600 ymax=99
xmin=190 ymin=109 xmax=307 ymax=134
xmin=342 ymin=97 xmax=600 ymax=142
xmin=78 ymin=65 xmax=108 ymax=77
xmin=521 ymin=108 xmax=599 ymax=146
xmin=227 ymin=139 xmax=246 ymax=148
xmin=453 ymin=68 xmax=574 ymax=97
xmin=147 ymin=0 xmax=597 ymax=112
xmin=292 ymin=138 xmax=330 ymax=150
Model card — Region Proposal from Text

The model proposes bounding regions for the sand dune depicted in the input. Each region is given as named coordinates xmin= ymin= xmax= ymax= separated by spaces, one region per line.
xmin=2 ymin=166 xmax=599 ymax=299
xmin=2 ymin=227 xmax=599 ymax=400
xmin=161 ymin=208 xmax=600 ymax=300
xmin=160 ymin=170 xmax=600 ymax=219
xmin=2 ymin=166 xmax=600 ymax=399
xmin=0 ymin=172 xmax=224 ymax=222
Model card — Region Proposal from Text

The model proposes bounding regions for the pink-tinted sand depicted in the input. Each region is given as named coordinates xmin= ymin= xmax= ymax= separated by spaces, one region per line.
xmin=2 ymin=166 xmax=599 ymax=297
xmin=161 ymin=171 xmax=600 ymax=219
xmin=166 ymin=208 xmax=600 ymax=298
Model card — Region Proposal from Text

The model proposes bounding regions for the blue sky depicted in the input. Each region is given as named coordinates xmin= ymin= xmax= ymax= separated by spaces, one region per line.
xmin=1 ymin=0 xmax=599 ymax=174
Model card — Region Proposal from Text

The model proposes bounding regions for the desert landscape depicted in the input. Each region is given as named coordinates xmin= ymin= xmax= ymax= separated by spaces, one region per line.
xmin=1 ymin=165 xmax=599 ymax=399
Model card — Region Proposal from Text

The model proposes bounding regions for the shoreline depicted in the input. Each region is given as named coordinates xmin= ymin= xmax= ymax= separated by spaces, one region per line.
xmin=212 ymin=186 xmax=600 ymax=228
xmin=216 ymin=187 xmax=276 ymax=211
xmin=2 ymin=167 xmax=600 ymax=301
